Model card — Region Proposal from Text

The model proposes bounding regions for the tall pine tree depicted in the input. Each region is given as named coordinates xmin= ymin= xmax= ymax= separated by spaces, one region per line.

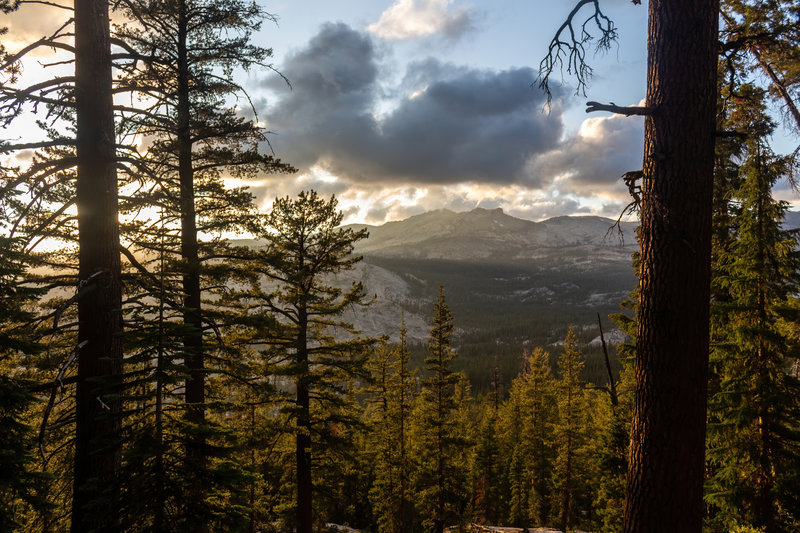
xmin=706 ymin=85 xmax=800 ymax=533
xmin=243 ymin=191 xmax=373 ymax=533
xmin=552 ymin=327 xmax=589 ymax=533
xmin=410 ymin=286 xmax=469 ymax=533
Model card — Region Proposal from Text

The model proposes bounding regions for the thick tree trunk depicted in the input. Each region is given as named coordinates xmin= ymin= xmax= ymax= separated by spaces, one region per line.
xmin=72 ymin=0 xmax=123 ymax=530
xmin=176 ymin=2 xmax=206 ymax=529
xmin=622 ymin=1 xmax=719 ymax=532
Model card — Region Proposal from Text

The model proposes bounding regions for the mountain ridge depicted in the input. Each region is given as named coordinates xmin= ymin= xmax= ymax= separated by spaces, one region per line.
xmin=346 ymin=207 xmax=638 ymax=263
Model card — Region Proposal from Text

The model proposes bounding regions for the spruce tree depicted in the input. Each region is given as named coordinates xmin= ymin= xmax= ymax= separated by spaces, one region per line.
xmin=0 ymin=236 xmax=48 ymax=531
xmin=243 ymin=191 xmax=372 ymax=533
xmin=552 ymin=327 xmax=589 ymax=532
xmin=706 ymin=85 xmax=800 ymax=533
xmin=368 ymin=322 xmax=417 ymax=533
xmin=112 ymin=1 xmax=293 ymax=527
xmin=410 ymin=286 xmax=468 ymax=533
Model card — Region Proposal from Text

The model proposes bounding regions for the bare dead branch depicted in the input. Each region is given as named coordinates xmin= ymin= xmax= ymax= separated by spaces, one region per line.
xmin=0 ymin=20 xmax=74 ymax=72
xmin=586 ymin=101 xmax=655 ymax=115
xmin=20 ymin=0 xmax=72 ymax=10
xmin=597 ymin=312 xmax=619 ymax=406
xmin=0 ymin=138 xmax=74 ymax=151
xmin=38 ymin=340 xmax=84 ymax=463
xmin=537 ymin=0 xmax=619 ymax=106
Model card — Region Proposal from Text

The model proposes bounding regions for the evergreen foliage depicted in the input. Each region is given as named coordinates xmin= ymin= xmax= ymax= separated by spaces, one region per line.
xmin=410 ymin=286 xmax=471 ymax=533
xmin=243 ymin=191 xmax=373 ymax=532
xmin=471 ymin=400 xmax=503 ymax=525
xmin=706 ymin=86 xmax=800 ymax=533
xmin=368 ymin=322 xmax=417 ymax=533
xmin=1 ymin=0 xmax=800 ymax=530
xmin=496 ymin=346 xmax=557 ymax=528
xmin=552 ymin=327 xmax=589 ymax=533
xmin=110 ymin=0 xmax=294 ymax=527
xmin=0 ymin=237 xmax=48 ymax=532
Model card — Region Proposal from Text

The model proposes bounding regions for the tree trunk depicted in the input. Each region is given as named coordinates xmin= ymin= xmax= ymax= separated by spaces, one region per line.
xmin=296 ymin=304 xmax=313 ymax=533
xmin=72 ymin=0 xmax=123 ymax=530
xmin=623 ymin=1 xmax=719 ymax=532
xmin=176 ymin=1 xmax=206 ymax=529
xmin=154 ymin=241 xmax=167 ymax=533
xmin=436 ymin=345 xmax=445 ymax=533
xmin=398 ymin=335 xmax=408 ymax=533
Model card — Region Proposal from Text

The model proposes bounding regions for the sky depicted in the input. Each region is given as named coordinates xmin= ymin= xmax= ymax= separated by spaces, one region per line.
xmin=4 ymin=0 xmax=798 ymax=225
xmin=246 ymin=0 xmax=652 ymax=223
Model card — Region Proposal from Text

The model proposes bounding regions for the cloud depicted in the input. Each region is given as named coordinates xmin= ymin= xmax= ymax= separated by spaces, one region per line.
xmin=4 ymin=4 xmax=67 ymax=39
xmin=251 ymin=23 xmax=645 ymax=224
xmin=527 ymin=110 xmax=645 ymax=199
xmin=263 ymin=23 xmax=565 ymax=189
xmin=367 ymin=0 xmax=475 ymax=41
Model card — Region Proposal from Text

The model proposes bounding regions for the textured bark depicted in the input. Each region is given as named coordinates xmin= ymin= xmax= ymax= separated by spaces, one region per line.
xmin=622 ymin=1 xmax=719 ymax=532
xmin=176 ymin=1 xmax=206 ymax=530
xmin=71 ymin=0 xmax=123 ymax=530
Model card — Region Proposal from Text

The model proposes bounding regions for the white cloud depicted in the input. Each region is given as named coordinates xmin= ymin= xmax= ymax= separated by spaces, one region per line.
xmin=367 ymin=0 xmax=473 ymax=41
xmin=527 ymin=107 xmax=645 ymax=199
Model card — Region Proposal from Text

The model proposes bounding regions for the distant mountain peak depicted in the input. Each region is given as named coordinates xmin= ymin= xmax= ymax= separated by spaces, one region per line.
xmin=350 ymin=207 xmax=637 ymax=262
xmin=471 ymin=206 xmax=504 ymax=214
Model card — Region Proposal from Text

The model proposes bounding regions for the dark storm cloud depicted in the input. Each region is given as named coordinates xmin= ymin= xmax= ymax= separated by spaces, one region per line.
xmin=263 ymin=23 xmax=566 ymax=187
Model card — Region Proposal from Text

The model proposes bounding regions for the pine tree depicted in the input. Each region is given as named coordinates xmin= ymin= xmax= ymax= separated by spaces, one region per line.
xmin=498 ymin=346 xmax=557 ymax=528
xmin=451 ymin=372 xmax=475 ymax=526
xmin=368 ymin=321 xmax=418 ymax=533
xmin=1 ymin=0 xmax=130 ymax=525
xmin=470 ymin=355 xmax=505 ymax=525
xmin=706 ymin=85 xmax=800 ymax=533
xmin=541 ymin=3 xmax=721 ymax=526
xmin=0 ymin=236 xmax=48 ymax=531
xmin=499 ymin=391 xmax=526 ymax=527
xmin=589 ymin=353 xmax=633 ymax=533
xmin=243 ymin=191 xmax=373 ymax=533
xmin=410 ymin=286 xmax=469 ymax=533
xmin=472 ymin=400 xmax=504 ymax=525
xmin=72 ymin=1 xmax=127 ymax=528
xmin=367 ymin=340 xmax=395 ymax=530
xmin=111 ymin=1 xmax=293 ymax=527
xmin=720 ymin=0 xmax=800 ymax=138
xmin=552 ymin=327 xmax=588 ymax=532
xmin=393 ymin=319 xmax=416 ymax=531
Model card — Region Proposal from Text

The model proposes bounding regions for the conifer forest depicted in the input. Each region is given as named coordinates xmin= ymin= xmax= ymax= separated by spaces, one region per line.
xmin=1 ymin=1 xmax=800 ymax=532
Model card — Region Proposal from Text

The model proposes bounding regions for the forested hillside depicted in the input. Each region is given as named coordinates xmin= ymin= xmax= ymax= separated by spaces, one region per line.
xmin=1 ymin=1 xmax=799 ymax=532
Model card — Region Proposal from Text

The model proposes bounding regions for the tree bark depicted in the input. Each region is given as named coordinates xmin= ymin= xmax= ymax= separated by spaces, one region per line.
xmin=622 ymin=1 xmax=719 ymax=532
xmin=175 ymin=2 xmax=206 ymax=530
xmin=71 ymin=0 xmax=123 ymax=530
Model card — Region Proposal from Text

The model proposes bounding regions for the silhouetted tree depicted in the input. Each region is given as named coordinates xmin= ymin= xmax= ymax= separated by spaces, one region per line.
xmin=540 ymin=3 xmax=719 ymax=529
xmin=245 ymin=191 xmax=372 ymax=533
